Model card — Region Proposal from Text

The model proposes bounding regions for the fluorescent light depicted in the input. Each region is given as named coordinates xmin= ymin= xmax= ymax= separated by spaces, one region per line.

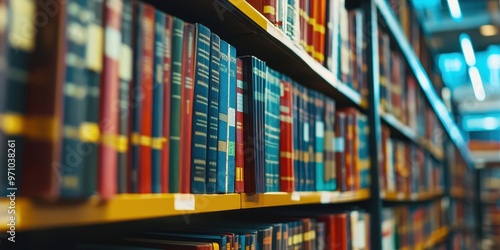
xmin=460 ymin=33 xmax=476 ymax=66
xmin=480 ymin=24 xmax=498 ymax=36
xmin=468 ymin=66 xmax=486 ymax=101
xmin=447 ymin=0 xmax=462 ymax=20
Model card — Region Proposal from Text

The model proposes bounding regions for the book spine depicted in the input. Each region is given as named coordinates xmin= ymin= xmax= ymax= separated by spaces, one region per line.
xmin=345 ymin=112 xmax=355 ymax=191
xmin=316 ymin=0 xmax=326 ymax=64
xmin=180 ymin=23 xmax=195 ymax=193
xmin=99 ymin=0 xmax=122 ymax=198
xmin=292 ymin=83 xmax=300 ymax=191
xmin=279 ymin=78 xmax=294 ymax=192
xmin=314 ymin=92 xmax=325 ymax=191
xmin=298 ymin=84 xmax=306 ymax=191
xmin=339 ymin=0 xmax=349 ymax=85
xmin=307 ymin=89 xmax=316 ymax=191
xmin=168 ymin=17 xmax=184 ymax=193
xmin=161 ymin=14 xmax=173 ymax=193
xmin=206 ymin=33 xmax=220 ymax=194
xmin=285 ymin=0 xmax=299 ymax=43
xmin=60 ymin=0 xmax=89 ymax=198
xmin=306 ymin=0 xmax=314 ymax=57
xmin=348 ymin=10 xmax=357 ymax=91
xmin=241 ymin=56 xmax=257 ymax=193
xmin=137 ymin=4 xmax=155 ymax=194
xmin=256 ymin=59 xmax=267 ymax=193
xmin=335 ymin=112 xmax=346 ymax=192
xmin=21 ymin=0 xmax=65 ymax=199
xmin=316 ymin=221 xmax=325 ymax=250
xmin=264 ymin=68 xmax=281 ymax=192
xmin=216 ymin=39 xmax=229 ymax=193
xmin=355 ymin=10 xmax=365 ymax=95
xmin=323 ymin=97 xmax=336 ymax=191
xmin=263 ymin=0 xmax=277 ymax=24
xmin=117 ymin=0 xmax=133 ymax=193
xmin=235 ymin=58 xmax=245 ymax=193
xmin=227 ymin=44 xmax=237 ymax=193
xmin=190 ymin=23 xmax=211 ymax=194
xmin=151 ymin=10 xmax=166 ymax=193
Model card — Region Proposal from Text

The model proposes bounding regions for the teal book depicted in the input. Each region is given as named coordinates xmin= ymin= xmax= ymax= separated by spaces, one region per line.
xmin=264 ymin=68 xmax=281 ymax=192
xmin=358 ymin=113 xmax=370 ymax=189
xmin=226 ymin=44 xmax=237 ymax=193
xmin=314 ymin=92 xmax=326 ymax=191
xmin=216 ymin=39 xmax=229 ymax=193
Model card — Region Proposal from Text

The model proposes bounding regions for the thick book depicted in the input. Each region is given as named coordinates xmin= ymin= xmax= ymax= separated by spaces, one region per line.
xmin=99 ymin=0 xmax=122 ymax=198
xmin=216 ymin=39 xmax=229 ymax=193
xmin=279 ymin=77 xmax=294 ymax=192
xmin=83 ymin=0 xmax=104 ymax=197
xmin=226 ymin=44 xmax=237 ymax=193
xmin=117 ymin=0 xmax=133 ymax=193
xmin=151 ymin=10 xmax=166 ymax=193
xmin=161 ymin=14 xmax=173 ymax=193
xmin=168 ymin=17 xmax=184 ymax=193
xmin=21 ymin=0 xmax=64 ymax=199
xmin=234 ymin=58 xmax=245 ymax=193
xmin=206 ymin=33 xmax=221 ymax=194
xmin=60 ymin=0 xmax=90 ymax=198
xmin=323 ymin=97 xmax=336 ymax=191
xmin=314 ymin=92 xmax=326 ymax=191
xmin=190 ymin=23 xmax=211 ymax=194
xmin=180 ymin=23 xmax=196 ymax=193
xmin=265 ymin=68 xmax=281 ymax=192
xmin=334 ymin=112 xmax=347 ymax=192
xmin=292 ymin=83 xmax=301 ymax=190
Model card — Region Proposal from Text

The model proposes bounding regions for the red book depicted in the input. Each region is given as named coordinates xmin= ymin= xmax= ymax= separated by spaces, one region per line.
xmin=348 ymin=11 xmax=357 ymax=90
xmin=248 ymin=0 xmax=277 ymax=24
xmin=161 ymin=15 xmax=173 ymax=193
xmin=299 ymin=0 xmax=307 ymax=49
xmin=98 ymin=0 xmax=122 ymax=199
xmin=279 ymin=79 xmax=294 ymax=192
xmin=316 ymin=215 xmax=336 ymax=249
xmin=179 ymin=23 xmax=196 ymax=193
xmin=335 ymin=112 xmax=347 ymax=192
xmin=21 ymin=0 xmax=65 ymax=199
xmin=335 ymin=214 xmax=349 ymax=250
xmin=341 ymin=108 xmax=360 ymax=190
xmin=343 ymin=112 xmax=355 ymax=191
xmin=306 ymin=0 xmax=315 ymax=57
xmin=315 ymin=0 xmax=327 ymax=64
xmin=138 ymin=4 xmax=155 ymax=194
xmin=235 ymin=59 xmax=245 ymax=193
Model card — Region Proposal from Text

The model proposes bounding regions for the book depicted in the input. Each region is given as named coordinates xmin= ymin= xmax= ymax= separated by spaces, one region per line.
xmin=99 ymin=0 xmax=122 ymax=198
xmin=151 ymin=10 xmax=166 ymax=193
xmin=292 ymin=83 xmax=301 ymax=191
xmin=217 ymin=39 xmax=229 ymax=193
xmin=180 ymin=23 xmax=195 ymax=193
xmin=265 ymin=68 xmax=281 ymax=192
xmin=206 ymin=33 xmax=221 ymax=194
xmin=161 ymin=14 xmax=173 ymax=193
xmin=335 ymin=112 xmax=347 ymax=192
xmin=323 ymin=97 xmax=336 ymax=191
xmin=314 ymin=92 xmax=326 ymax=191
xmin=307 ymin=88 xmax=315 ymax=191
xmin=190 ymin=23 xmax=211 ymax=194
xmin=168 ymin=17 xmax=184 ymax=193
xmin=279 ymin=77 xmax=294 ymax=192
xmin=235 ymin=58 xmax=245 ymax=193
xmin=226 ymin=45 xmax=237 ymax=193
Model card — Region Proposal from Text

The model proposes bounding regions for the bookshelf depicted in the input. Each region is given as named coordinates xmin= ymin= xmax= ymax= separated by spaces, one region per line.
xmin=0 ymin=0 xmax=476 ymax=249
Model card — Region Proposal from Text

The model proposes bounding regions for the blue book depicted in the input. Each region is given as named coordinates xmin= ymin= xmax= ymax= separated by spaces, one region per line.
xmin=226 ymin=44 xmax=237 ymax=193
xmin=206 ymin=33 xmax=221 ymax=194
xmin=314 ymin=92 xmax=326 ymax=191
xmin=216 ymin=39 xmax=229 ymax=193
xmin=256 ymin=59 xmax=267 ymax=193
xmin=60 ymin=0 xmax=89 ymax=198
xmin=151 ymin=10 xmax=166 ymax=193
xmin=264 ymin=68 xmax=281 ymax=192
xmin=190 ymin=24 xmax=211 ymax=194
xmin=358 ymin=114 xmax=370 ymax=189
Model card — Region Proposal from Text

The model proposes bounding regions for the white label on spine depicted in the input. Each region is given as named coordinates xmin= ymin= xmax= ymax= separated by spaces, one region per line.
xmin=334 ymin=137 xmax=345 ymax=152
xmin=291 ymin=192 xmax=301 ymax=201
xmin=119 ymin=44 xmax=133 ymax=81
xmin=105 ymin=27 xmax=121 ymax=60
xmin=174 ymin=194 xmax=195 ymax=210
xmin=237 ymin=93 xmax=243 ymax=112
xmin=303 ymin=123 xmax=309 ymax=142
xmin=280 ymin=82 xmax=285 ymax=97
xmin=320 ymin=192 xmax=330 ymax=204
xmin=315 ymin=121 xmax=324 ymax=138
xmin=228 ymin=108 xmax=236 ymax=127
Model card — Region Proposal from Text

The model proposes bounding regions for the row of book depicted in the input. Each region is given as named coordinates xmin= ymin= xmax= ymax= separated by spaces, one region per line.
xmin=480 ymin=168 xmax=500 ymax=201
xmin=73 ymin=211 xmax=370 ymax=250
xmin=451 ymin=232 xmax=477 ymax=250
xmin=450 ymin=199 xmax=475 ymax=230
xmin=378 ymin=27 xmax=444 ymax=152
xmin=448 ymin=145 xmax=474 ymax=198
xmin=382 ymin=199 xmax=447 ymax=250
xmin=0 ymin=0 xmax=370 ymax=199
xmin=380 ymin=126 xmax=444 ymax=195
xmin=247 ymin=0 xmax=368 ymax=95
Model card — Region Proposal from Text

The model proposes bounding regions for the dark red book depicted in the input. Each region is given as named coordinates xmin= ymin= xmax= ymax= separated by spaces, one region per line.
xmin=21 ymin=0 xmax=65 ymax=199
xmin=335 ymin=112 xmax=347 ymax=192
xmin=235 ymin=58 xmax=244 ymax=193
xmin=179 ymin=23 xmax=196 ymax=193
xmin=348 ymin=10 xmax=357 ymax=90
xmin=315 ymin=0 xmax=327 ymax=64
xmin=161 ymin=15 xmax=173 ymax=193
xmin=98 ymin=0 xmax=123 ymax=199
xmin=381 ymin=126 xmax=390 ymax=192
xmin=138 ymin=4 xmax=155 ymax=194
xmin=335 ymin=214 xmax=349 ymax=250
xmin=246 ymin=0 xmax=276 ymax=24
xmin=279 ymin=78 xmax=294 ymax=192
xmin=299 ymin=0 xmax=308 ymax=49
xmin=306 ymin=0 xmax=315 ymax=58
xmin=341 ymin=108 xmax=360 ymax=190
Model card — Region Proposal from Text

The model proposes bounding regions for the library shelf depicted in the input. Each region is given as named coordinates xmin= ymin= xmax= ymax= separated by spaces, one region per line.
xmin=145 ymin=0 xmax=364 ymax=110
xmin=241 ymin=189 xmax=370 ymax=209
xmin=381 ymin=189 xmax=444 ymax=202
xmin=375 ymin=0 xmax=473 ymax=168
xmin=0 ymin=194 xmax=240 ymax=232
xmin=450 ymin=187 xmax=474 ymax=201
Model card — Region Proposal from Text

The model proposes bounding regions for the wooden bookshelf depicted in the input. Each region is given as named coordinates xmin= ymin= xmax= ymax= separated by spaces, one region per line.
xmin=241 ymin=189 xmax=370 ymax=209
xmin=381 ymin=189 xmax=444 ymax=202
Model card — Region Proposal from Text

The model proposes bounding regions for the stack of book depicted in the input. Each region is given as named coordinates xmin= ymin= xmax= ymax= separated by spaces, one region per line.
xmin=0 ymin=0 xmax=369 ymax=199
xmin=75 ymin=210 xmax=370 ymax=250
xmin=382 ymin=199 xmax=447 ymax=249
xmin=380 ymin=126 xmax=444 ymax=195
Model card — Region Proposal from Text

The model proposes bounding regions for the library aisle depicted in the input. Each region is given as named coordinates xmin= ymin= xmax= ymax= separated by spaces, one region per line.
xmin=0 ymin=0 xmax=498 ymax=249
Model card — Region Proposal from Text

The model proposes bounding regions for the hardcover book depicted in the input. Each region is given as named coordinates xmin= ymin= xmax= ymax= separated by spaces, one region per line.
xmin=279 ymin=77 xmax=294 ymax=192
xmin=161 ymin=14 xmax=173 ymax=193
xmin=216 ymin=39 xmax=229 ymax=193
xmin=235 ymin=58 xmax=245 ymax=193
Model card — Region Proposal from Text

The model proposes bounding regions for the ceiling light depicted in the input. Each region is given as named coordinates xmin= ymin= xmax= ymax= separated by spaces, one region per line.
xmin=480 ymin=24 xmax=498 ymax=36
xmin=468 ymin=66 xmax=486 ymax=101
xmin=460 ymin=33 xmax=476 ymax=67
xmin=447 ymin=0 xmax=462 ymax=21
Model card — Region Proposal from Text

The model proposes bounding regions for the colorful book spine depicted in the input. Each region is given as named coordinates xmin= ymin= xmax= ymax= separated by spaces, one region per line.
xmin=99 ymin=0 xmax=122 ymax=198
xmin=297 ymin=84 xmax=306 ymax=191
xmin=168 ymin=17 xmax=184 ymax=193
xmin=180 ymin=23 xmax=195 ymax=193
xmin=227 ymin=44 xmax=237 ymax=193
xmin=314 ymin=92 xmax=326 ymax=191
xmin=21 ymin=0 xmax=65 ymax=199
xmin=117 ymin=0 xmax=133 ymax=193
xmin=256 ymin=58 xmax=267 ymax=193
xmin=83 ymin=0 xmax=104 ymax=197
xmin=217 ymin=39 xmax=229 ymax=193
xmin=345 ymin=112 xmax=355 ymax=191
xmin=265 ymin=68 xmax=281 ymax=192
xmin=284 ymin=0 xmax=299 ymax=44
xmin=151 ymin=10 xmax=166 ymax=193
xmin=190 ymin=23 xmax=211 ymax=194
xmin=358 ymin=114 xmax=369 ymax=189
xmin=335 ymin=112 xmax=347 ymax=192
xmin=339 ymin=0 xmax=350 ymax=85
xmin=323 ymin=97 xmax=336 ymax=191
xmin=292 ymin=83 xmax=300 ymax=191
xmin=235 ymin=58 xmax=245 ymax=193
xmin=161 ymin=14 xmax=173 ymax=193
xmin=279 ymin=78 xmax=294 ymax=192
xmin=307 ymin=89 xmax=316 ymax=191
xmin=60 ymin=0 xmax=89 ymax=198
xmin=206 ymin=33 xmax=221 ymax=194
